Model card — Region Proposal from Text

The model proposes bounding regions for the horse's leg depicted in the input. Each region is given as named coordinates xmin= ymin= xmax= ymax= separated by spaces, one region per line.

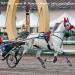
xmin=52 ymin=44 xmax=61 ymax=63
xmin=52 ymin=44 xmax=63 ymax=63
xmin=44 ymin=44 xmax=58 ymax=63
xmin=63 ymin=52 xmax=72 ymax=66
xmin=52 ymin=51 xmax=58 ymax=63
xmin=36 ymin=50 xmax=45 ymax=68
xmin=60 ymin=45 xmax=72 ymax=66
xmin=53 ymin=45 xmax=72 ymax=66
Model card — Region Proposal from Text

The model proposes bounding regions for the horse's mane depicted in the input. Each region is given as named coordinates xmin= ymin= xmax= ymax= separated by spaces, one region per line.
xmin=53 ymin=23 xmax=61 ymax=32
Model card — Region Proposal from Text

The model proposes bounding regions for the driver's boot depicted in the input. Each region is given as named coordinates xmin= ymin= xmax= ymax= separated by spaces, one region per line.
xmin=53 ymin=56 xmax=57 ymax=63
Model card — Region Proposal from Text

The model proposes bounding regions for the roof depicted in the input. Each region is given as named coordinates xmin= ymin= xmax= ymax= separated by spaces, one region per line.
xmin=1 ymin=0 xmax=75 ymax=10
xmin=18 ymin=0 xmax=75 ymax=9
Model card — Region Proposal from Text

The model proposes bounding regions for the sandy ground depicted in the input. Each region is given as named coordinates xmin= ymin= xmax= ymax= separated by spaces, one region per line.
xmin=0 ymin=45 xmax=74 ymax=75
xmin=0 ymin=55 xmax=75 ymax=75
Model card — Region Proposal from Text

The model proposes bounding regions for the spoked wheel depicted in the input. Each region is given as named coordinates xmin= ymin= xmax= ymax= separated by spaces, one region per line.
xmin=6 ymin=54 xmax=17 ymax=68
xmin=6 ymin=46 xmax=24 ymax=68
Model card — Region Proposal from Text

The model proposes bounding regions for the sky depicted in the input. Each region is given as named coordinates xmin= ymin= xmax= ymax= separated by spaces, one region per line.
xmin=0 ymin=13 xmax=38 ymax=27
xmin=0 ymin=12 xmax=75 ymax=27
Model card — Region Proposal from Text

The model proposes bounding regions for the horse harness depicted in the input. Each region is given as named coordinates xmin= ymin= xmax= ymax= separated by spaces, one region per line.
xmin=33 ymin=32 xmax=51 ymax=50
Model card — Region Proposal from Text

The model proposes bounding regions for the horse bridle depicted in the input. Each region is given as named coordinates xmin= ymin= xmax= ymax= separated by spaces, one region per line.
xmin=52 ymin=20 xmax=71 ymax=42
xmin=64 ymin=21 xmax=72 ymax=31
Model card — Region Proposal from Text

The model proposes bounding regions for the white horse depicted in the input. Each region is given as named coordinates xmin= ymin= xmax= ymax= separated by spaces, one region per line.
xmin=22 ymin=18 xmax=75 ymax=68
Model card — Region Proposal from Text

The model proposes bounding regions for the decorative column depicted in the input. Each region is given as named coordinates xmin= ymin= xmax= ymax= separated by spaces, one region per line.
xmin=6 ymin=0 xmax=19 ymax=40
xmin=35 ymin=0 xmax=49 ymax=32
xmin=26 ymin=2 xmax=30 ymax=32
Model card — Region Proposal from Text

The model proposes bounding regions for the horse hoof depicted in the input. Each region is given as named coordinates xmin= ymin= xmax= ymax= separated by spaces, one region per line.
xmin=68 ymin=62 xmax=72 ymax=66
xmin=42 ymin=64 xmax=45 ymax=68
xmin=67 ymin=61 xmax=72 ymax=66
xmin=53 ymin=56 xmax=57 ymax=63
xmin=69 ymin=64 xmax=72 ymax=66
xmin=44 ymin=58 xmax=47 ymax=62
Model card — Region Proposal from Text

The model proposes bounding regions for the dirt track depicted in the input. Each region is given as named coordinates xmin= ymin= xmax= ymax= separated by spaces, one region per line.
xmin=0 ymin=56 xmax=75 ymax=75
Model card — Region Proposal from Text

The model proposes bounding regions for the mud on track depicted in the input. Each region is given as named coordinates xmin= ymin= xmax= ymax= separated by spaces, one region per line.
xmin=0 ymin=56 xmax=75 ymax=75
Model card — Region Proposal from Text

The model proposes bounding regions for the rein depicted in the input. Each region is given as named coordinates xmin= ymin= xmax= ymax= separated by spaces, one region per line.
xmin=51 ymin=31 xmax=65 ymax=41
xmin=52 ymin=34 xmax=63 ymax=41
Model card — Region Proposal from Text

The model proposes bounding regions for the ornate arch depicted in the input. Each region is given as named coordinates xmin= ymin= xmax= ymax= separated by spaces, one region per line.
xmin=6 ymin=0 xmax=49 ymax=40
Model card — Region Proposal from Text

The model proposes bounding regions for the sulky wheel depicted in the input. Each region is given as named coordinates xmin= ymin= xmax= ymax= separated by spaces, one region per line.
xmin=6 ymin=46 xmax=24 ymax=68
xmin=6 ymin=54 xmax=17 ymax=68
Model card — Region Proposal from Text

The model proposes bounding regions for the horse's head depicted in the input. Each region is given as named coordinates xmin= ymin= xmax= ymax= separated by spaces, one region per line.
xmin=64 ymin=18 xmax=75 ymax=31
xmin=64 ymin=18 xmax=75 ymax=37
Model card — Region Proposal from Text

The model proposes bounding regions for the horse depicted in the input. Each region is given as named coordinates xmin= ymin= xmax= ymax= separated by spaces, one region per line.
xmin=20 ymin=17 xmax=75 ymax=68
xmin=4 ymin=18 xmax=75 ymax=68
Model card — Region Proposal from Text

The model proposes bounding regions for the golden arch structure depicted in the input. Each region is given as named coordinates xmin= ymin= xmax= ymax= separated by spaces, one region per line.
xmin=6 ymin=0 xmax=49 ymax=40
